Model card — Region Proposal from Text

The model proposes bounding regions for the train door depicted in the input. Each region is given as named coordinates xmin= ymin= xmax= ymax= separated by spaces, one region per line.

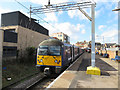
xmin=63 ymin=46 xmax=68 ymax=66
xmin=78 ymin=48 xmax=79 ymax=55
xmin=70 ymin=46 xmax=72 ymax=63
xmin=67 ymin=46 xmax=71 ymax=64
xmin=65 ymin=46 xmax=68 ymax=61
xmin=72 ymin=46 xmax=74 ymax=62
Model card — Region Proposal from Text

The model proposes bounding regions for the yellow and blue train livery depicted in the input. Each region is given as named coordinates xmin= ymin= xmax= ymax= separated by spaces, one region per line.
xmin=36 ymin=39 xmax=83 ymax=75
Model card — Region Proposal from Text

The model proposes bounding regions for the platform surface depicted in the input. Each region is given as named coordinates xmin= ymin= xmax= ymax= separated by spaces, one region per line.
xmin=48 ymin=53 xmax=119 ymax=89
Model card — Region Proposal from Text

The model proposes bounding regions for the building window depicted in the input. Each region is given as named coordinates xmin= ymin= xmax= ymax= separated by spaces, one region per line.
xmin=4 ymin=29 xmax=18 ymax=43
xmin=60 ymin=35 xmax=62 ymax=37
xmin=68 ymin=37 xmax=70 ymax=42
xmin=64 ymin=36 xmax=67 ymax=39
xmin=3 ymin=46 xmax=17 ymax=57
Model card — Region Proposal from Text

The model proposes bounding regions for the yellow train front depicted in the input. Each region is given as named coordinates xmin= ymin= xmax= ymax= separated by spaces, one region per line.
xmin=36 ymin=39 xmax=83 ymax=75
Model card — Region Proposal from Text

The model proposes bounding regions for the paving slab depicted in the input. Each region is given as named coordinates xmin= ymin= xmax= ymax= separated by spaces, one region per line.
xmin=49 ymin=53 xmax=119 ymax=89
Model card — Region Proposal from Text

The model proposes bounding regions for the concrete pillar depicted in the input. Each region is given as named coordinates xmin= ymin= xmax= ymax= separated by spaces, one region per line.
xmin=118 ymin=1 xmax=120 ymax=45
xmin=91 ymin=4 xmax=95 ymax=67
xmin=118 ymin=1 xmax=120 ymax=89
xmin=0 ymin=29 xmax=3 ymax=89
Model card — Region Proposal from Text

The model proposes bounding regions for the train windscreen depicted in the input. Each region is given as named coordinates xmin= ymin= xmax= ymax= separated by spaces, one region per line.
xmin=38 ymin=46 xmax=60 ymax=56
xmin=49 ymin=46 xmax=60 ymax=56
xmin=38 ymin=46 xmax=48 ymax=55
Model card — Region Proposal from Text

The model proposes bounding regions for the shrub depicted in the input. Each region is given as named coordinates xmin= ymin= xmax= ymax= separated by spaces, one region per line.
xmin=26 ymin=47 xmax=36 ymax=64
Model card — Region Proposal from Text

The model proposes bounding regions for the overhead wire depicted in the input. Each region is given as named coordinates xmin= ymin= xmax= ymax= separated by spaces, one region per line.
xmin=14 ymin=0 xmax=29 ymax=10
xmin=14 ymin=0 xmax=59 ymax=31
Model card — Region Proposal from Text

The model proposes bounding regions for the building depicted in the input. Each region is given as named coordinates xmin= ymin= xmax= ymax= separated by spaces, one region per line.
xmin=113 ymin=44 xmax=120 ymax=48
xmin=75 ymin=40 xmax=101 ymax=50
xmin=0 ymin=11 xmax=49 ymax=60
xmin=75 ymin=40 xmax=89 ymax=49
xmin=50 ymin=32 xmax=70 ymax=44
xmin=105 ymin=43 xmax=116 ymax=48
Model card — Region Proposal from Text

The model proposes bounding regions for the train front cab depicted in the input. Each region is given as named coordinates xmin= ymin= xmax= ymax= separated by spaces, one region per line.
xmin=36 ymin=45 xmax=64 ymax=74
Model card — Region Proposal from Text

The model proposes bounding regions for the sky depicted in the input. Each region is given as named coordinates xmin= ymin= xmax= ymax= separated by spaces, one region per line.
xmin=0 ymin=0 xmax=118 ymax=44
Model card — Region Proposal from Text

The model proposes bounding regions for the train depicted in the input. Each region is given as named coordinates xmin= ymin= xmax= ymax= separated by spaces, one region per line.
xmin=36 ymin=39 xmax=84 ymax=75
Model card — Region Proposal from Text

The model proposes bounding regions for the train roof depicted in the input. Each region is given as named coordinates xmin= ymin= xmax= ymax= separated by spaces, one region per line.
xmin=39 ymin=39 xmax=80 ymax=48
xmin=39 ymin=39 xmax=64 ymax=46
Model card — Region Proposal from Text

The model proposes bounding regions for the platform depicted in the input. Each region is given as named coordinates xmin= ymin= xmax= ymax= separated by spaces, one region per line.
xmin=47 ymin=53 xmax=119 ymax=89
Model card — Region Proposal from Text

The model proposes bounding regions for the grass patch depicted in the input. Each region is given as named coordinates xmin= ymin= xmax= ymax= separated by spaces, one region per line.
xmin=2 ymin=60 xmax=39 ymax=88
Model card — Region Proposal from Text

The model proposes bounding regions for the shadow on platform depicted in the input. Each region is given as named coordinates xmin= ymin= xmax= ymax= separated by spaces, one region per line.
xmin=68 ymin=53 xmax=117 ymax=73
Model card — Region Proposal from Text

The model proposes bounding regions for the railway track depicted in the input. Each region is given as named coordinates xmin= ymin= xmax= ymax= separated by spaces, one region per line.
xmin=2 ymin=71 xmax=63 ymax=90
xmin=2 ymin=72 xmax=42 ymax=90
xmin=28 ymin=55 xmax=83 ymax=89
xmin=27 ymin=76 xmax=55 ymax=90
xmin=26 ymin=67 xmax=68 ymax=89
xmin=2 ymin=54 xmax=83 ymax=90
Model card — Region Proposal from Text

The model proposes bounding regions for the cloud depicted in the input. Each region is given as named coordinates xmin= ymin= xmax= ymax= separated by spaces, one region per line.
xmin=76 ymin=24 xmax=85 ymax=31
xmin=96 ymin=24 xmax=118 ymax=43
xmin=42 ymin=22 xmax=85 ymax=43
xmin=43 ymin=22 xmax=85 ymax=35
xmin=44 ymin=13 xmax=58 ymax=22
xmin=98 ymin=25 xmax=106 ymax=30
xmin=101 ymin=24 xmax=118 ymax=43
xmin=95 ymin=8 xmax=104 ymax=18
xmin=68 ymin=9 xmax=90 ymax=20
xmin=101 ymin=24 xmax=118 ymax=38
xmin=53 ymin=22 xmax=85 ymax=36
xmin=58 ymin=11 xmax=63 ymax=15
xmin=101 ymin=29 xmax=118 ymax=37
xmin=81 ymin=29 xmax=86 ymax=34
xmin=68 ymin=10 xmax=76 ymax=18
xmin=107 ymin=12 xmax=118 ymax=24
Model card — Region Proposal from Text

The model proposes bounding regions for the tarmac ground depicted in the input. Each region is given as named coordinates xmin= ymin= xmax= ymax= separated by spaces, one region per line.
xmin=49 ymin=53 xmax=119 ymax=89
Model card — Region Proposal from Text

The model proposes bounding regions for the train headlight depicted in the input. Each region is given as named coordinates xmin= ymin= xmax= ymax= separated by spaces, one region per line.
xmin=40 ymin=59 xmax=43 ymax=62
xmin=55 ymin=60 xmax=57 ymax=63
